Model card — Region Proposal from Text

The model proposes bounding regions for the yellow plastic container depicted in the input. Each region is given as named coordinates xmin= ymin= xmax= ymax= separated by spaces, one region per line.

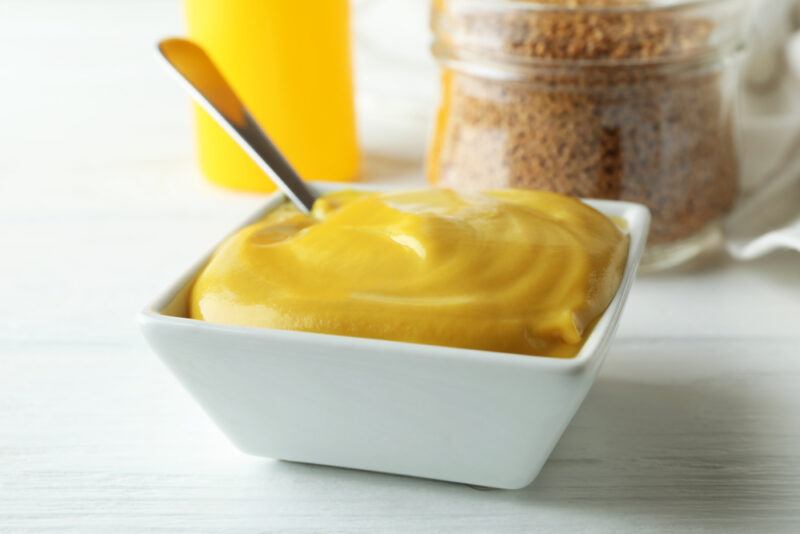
xmin=185 ymin=0 xmax=359 ymax=192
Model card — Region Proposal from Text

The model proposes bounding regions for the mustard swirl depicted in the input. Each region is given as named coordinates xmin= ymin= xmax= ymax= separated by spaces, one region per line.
xmin=190 ymin=189 xmax=628 ymax=357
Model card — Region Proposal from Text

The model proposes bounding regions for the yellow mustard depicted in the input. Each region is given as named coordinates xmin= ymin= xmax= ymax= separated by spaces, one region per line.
xmin=190 ymin=189 xmax=629 ymax=358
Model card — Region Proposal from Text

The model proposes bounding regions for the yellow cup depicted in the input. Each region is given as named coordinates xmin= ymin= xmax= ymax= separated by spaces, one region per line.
xmin=185 ymin=0 xmax=359 ymax=192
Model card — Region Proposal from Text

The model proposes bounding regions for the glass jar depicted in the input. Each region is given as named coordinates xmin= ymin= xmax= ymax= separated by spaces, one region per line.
xmin=427 ymin=0 xmax=750 ymax=271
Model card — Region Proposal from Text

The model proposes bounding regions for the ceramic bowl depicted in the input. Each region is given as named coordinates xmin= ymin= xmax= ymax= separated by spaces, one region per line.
xmin=138 ymin=184 xmax=650 ymax=489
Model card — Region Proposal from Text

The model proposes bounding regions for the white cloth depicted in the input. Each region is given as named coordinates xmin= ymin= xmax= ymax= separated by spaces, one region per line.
xmin=728 ymin=0 xmax=800 ymax=259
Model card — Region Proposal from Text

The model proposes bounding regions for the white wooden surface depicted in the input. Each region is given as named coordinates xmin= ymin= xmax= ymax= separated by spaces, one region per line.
xmin=1 ymin=1 xmax=799 ymax=532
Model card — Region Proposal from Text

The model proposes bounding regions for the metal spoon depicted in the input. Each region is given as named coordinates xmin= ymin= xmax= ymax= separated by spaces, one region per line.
xmin=157 ymin=38 xmax=317 ymax=212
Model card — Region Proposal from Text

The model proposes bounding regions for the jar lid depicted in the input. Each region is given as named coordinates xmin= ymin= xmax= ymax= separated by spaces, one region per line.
xmin=432 ymin=0 xmax=749 ymax=67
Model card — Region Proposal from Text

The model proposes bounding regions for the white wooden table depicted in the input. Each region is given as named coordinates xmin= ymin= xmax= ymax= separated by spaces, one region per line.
xmin=2 ymin=1 xmax=799 ymax=532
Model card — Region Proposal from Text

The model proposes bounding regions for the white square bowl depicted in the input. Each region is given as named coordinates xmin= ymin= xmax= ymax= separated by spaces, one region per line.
xmin=138 ymin=185 xmax=650 ymax=490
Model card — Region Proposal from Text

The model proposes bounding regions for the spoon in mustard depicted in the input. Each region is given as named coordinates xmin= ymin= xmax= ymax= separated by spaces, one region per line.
xmin=157 ymin=38 xmax=317 ymax=212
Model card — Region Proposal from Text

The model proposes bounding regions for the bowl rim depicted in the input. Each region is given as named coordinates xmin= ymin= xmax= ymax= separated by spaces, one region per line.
xmin=138 ymin=182 xmax=650 ymax=373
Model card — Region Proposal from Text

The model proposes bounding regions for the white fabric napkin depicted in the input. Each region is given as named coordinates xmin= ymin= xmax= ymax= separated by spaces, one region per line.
xmin=728 ymin=0 xmax=800 ymax=259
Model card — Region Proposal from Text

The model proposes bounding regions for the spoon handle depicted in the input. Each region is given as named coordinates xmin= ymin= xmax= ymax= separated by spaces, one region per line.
xmin=157 ymin=38 xmax=317 ymax=212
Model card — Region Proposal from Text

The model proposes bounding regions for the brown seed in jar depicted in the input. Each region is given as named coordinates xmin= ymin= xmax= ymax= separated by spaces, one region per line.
xmin=429 ymin=0 xmax=739 ymax=244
